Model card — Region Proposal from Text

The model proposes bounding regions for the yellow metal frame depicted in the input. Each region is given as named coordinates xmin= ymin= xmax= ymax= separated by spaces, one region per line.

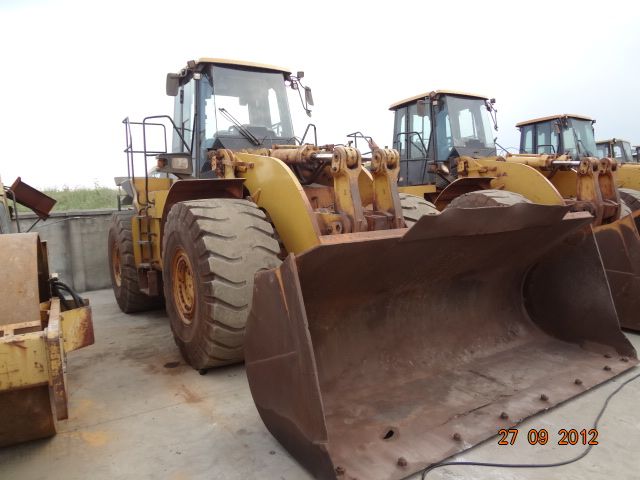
xmin=398 ymin=184 xmax=437 ymax=197
xmin=0 ymin=300 xmax=93 ymax=394
xmin=237 ymin=153 xmax=322 ymax=254
xmin=616 ymin=164 xmax=640 ymax=190
xmin=461 ymin=158 xmax=565 ymax=205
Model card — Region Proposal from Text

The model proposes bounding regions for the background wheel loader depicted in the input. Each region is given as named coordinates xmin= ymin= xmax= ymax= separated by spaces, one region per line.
xmin=388 ymin=92 xmax=640 ymax=330
xmin=596 ymin=137 xmax=635 ymax=163
xmin=111 ymin=61 xmax=637 ymax=480
xmin=0 ymin=177 xmax=94 ymax=447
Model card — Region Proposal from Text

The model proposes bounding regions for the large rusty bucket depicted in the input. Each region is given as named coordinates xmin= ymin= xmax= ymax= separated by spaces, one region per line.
xmin=245 ymin=204 xmax=637 ymax=480
xmin=593 ymin=211 xmax=640 ymax=331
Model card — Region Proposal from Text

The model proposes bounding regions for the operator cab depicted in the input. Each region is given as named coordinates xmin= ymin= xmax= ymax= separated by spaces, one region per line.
xmin=390 ymin=91 xmax=497 ymax=187
xmin=596 ymin=138 xmax=635 ymax=163
xmin=517 ymin=114 xmax=597 ymax=160
xmin=166 ymin=59 xmax=300 ymax=176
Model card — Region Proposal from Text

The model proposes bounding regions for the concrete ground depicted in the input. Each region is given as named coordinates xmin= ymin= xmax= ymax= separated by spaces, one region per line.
xmin=1 ymin=289 xmax=639 ymax=480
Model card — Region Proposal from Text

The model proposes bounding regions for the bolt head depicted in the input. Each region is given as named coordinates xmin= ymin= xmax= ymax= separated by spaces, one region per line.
xmin=574 ymin=378 xmax=583 ymax=385
xmin=453 ymin=433 xmax=462 ymax=441
xmin=500 ymin=412 xmax=509 ymax=419
xmin=540 ymin=394 xmax=549 ymax=401
xmin=397 ymin=457 xmax=408 ymax=467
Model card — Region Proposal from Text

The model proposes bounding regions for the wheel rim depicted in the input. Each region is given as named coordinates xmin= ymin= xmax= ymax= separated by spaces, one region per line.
xmin=111 ymin=242 xmax=122 ymax=287
xmin=172 ymin=247 xmax=196 ymax=326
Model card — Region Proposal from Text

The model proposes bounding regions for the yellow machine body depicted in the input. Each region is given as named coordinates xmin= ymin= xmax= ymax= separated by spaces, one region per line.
xmin=0 ymin=233 xmax=94 ymax=447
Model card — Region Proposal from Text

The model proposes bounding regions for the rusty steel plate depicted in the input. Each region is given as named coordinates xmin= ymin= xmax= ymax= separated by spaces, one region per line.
xmin=593 ymin=214 xmax=640 ymax=331
xmin=245 ymin=204 xmax=637 ymax=480
xmin=0 ymin=233 xmax=42 ymax=326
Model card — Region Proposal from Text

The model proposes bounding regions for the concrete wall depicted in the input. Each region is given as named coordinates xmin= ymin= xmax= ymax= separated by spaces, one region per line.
xmin=14 ymin=209 xmax=116 ymax=292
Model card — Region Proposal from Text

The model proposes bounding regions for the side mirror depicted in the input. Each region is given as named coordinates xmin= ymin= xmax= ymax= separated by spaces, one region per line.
xmin=166 ymin=73 xmax=180 ymax=96
xmin=297 ymin=71 xmax=305 ymax=79
xmin=304 ymin=86 xmax=314 ymax=106
xmin=416 ymin=99 xmax=427 ymax=117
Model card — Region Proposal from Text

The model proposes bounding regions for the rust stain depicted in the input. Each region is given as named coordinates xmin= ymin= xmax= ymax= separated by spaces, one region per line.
xmin=60 ymin=430 xmax=110 ymax=447
xmin=81 ymin=431 xmax=109 ymax=447
xmin=177 ymin=384 xmax=201 ymax=404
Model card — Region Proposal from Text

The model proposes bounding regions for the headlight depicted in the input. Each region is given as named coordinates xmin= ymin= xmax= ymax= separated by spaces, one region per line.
xmin=171 ymin=157 xmax=190 ymax=170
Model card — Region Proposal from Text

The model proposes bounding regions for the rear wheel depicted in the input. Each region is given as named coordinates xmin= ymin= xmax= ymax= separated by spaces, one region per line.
xmin=162 ymin=198 xmax=281 ymax=370
xmin=108 ymin=211 xmax=162 ymax=313
xmin=447 ymin=189 xmax=531 ymax=208
xmin=399 ymin=193 xmax=439 ymax=227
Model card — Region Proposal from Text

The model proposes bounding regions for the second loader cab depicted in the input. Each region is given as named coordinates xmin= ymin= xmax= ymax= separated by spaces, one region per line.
xmin=596 ymin=138 xmax=635 ymax=163
xmin=517 ymin=114 xmax=598 ymax=160
xmin=390 ymin=90 xmax=498 ymax=188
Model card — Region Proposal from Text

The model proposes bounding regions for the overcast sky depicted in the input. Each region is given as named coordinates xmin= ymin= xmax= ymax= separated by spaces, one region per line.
xmin=1 ymin=0 xmax=639 ymax=188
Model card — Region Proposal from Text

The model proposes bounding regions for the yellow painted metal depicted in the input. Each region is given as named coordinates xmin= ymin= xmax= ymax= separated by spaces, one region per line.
xmin=463 ymin=159 xmax=565 ymax=205
xmin=544 ymin=170 xmax=577 ymax=198
xmin=132 ymin=178 xmax=172 ymax=206
xmin=330 ymin=147 xmax=368 ymax=232
xmin=616 ymin=164 xmax=640 ymax=190
xmin=237 ymin=152 xmax=322 ymax=254
xmin=358 ymin=168 xmax=374 ymax=206
xmin=61 ymin=305 xmax=94 ymax=353
xmin=390 ymin=90 xmax=489 ymax=110
xmin=516 ymin=113 xmax=593 ymax=127
xmin=195 ymin=58 xmax=291 ymax=75
xmin=171 ymin=248 xmax=196 ymax=326
xmin=371 ymin=148 xmax=404 ymax=228
xmin=398 ymin=184 xmax=437 ymax=197
xmin=0 ymin=333 xmax=49 ymax=391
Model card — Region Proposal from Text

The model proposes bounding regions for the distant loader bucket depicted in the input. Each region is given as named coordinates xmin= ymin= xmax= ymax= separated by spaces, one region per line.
xmin=245 ymin=204 xmax=637 ymax=480
xmin=593 ymin=211 xmax=640 ymax=331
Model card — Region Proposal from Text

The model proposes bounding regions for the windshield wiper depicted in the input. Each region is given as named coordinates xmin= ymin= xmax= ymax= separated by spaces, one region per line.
xmin=218 ymin=108 xmax=261 ymax=146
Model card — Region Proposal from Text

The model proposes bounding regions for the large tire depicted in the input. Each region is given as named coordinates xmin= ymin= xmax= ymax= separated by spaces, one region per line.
xmin=447 ymin=189 xmax=531 ymax=209
xmin=399 ymin=193 xmax=439 ymax=227
xmin=162 ymin=198 xmax=281 ymax=370
xmin=619 ymin=188 xmax=640 ymax=212
xmin=108 ymin=211 xmax=162 ymax=313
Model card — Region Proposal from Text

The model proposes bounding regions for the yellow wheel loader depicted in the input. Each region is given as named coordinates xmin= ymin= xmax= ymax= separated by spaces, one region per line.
xmin=594 ymin=138 xmax=640 ymax=215
xmin=111 ymin=61 xmax=636 ymax=480
xmin=596 ymin=137 xmax=635 ymax=163
xmin=389 ymin=93 xmax=640 ymax=331
xmin=0 ymin=177 xmax=94 ymax=447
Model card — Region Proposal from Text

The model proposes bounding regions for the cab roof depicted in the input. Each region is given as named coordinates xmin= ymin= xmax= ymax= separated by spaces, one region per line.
xmin=596 ymin=138 xmax=630 ymax=145
xmin=389 ymin=90 xmax=489 ymax=110
xmin=516 ymin=114 xmax=593 ymax=127
xmin=192 ymin=58 xmax=291 ymax=75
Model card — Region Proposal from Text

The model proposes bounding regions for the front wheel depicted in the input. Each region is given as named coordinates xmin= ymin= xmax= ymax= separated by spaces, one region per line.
xmin=162 ymin=198 xmax=281 ymax=370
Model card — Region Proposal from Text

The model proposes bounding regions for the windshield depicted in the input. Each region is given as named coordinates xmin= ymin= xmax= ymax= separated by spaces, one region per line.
xmin=202 ymin=65 xmax=294 ymax=143
xmin=618 ymin=141 xmax=633 ymax=162
xmin=563 ymin=119 xmax=597 ymax=157
xmin=435 ymin=96 xmax=494 ymax=160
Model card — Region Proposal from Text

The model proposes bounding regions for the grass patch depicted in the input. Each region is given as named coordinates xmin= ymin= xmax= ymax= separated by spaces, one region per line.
xmin=17 ymin=185 xmax=118 ymax=212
